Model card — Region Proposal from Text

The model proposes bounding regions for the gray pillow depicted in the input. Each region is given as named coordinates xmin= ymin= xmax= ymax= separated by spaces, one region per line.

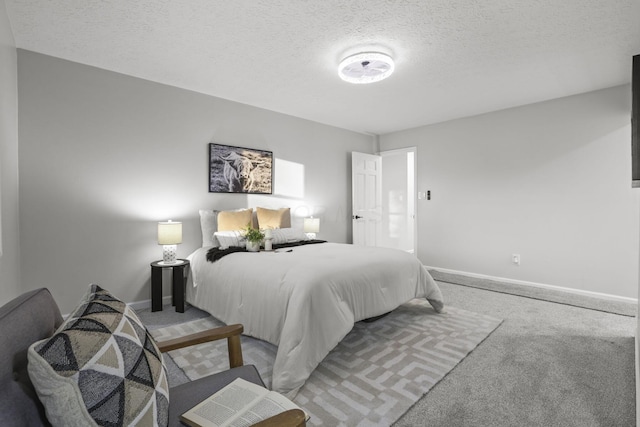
xmin=199 ymin=209 xmax=219 ymax=247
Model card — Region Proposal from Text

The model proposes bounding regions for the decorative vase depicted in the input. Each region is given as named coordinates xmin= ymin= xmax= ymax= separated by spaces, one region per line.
xmin=264 ymin=238 xmax=273 ymax=251
xmin=246 ymin=241 xmax=260 ymax=252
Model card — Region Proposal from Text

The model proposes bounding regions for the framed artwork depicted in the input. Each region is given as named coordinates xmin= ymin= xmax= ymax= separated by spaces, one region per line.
xmin=209 ymin=143 xmax=273 ymax=194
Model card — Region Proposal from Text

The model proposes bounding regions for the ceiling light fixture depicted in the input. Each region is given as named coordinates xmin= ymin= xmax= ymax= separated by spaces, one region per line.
xmin=338 ymin=52 xmax=395 ymax=84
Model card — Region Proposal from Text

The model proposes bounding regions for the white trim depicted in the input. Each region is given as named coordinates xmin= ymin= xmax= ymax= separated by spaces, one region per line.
xmin=378 ymin=146 xmax=418 ymax=255
xmin=427 ymin=266 xmax=638 ymax=304
xmin=377 ymin=146 xmax=417 ymax=156
xmin=64 ymin=297 xmax=156 ymax=318
xmin=64 ymin=297 xmax=170 ymax=317
xmin=127 ymin=296 xmax=172 ymax=311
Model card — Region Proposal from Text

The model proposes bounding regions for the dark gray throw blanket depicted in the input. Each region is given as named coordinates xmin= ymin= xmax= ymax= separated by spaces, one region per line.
xmin=206 ymin=239 xmax=327 ymax=263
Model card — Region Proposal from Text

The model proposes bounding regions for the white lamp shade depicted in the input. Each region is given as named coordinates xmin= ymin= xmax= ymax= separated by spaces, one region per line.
xmin=158 ymin=221 xmax=182 ymax=245
xmin=304 ymin=217 xmax=320 ymax=233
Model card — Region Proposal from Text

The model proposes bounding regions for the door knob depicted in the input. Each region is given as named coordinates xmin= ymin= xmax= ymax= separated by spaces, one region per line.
xmin=352 ymin=215 xmax=362 ymax=219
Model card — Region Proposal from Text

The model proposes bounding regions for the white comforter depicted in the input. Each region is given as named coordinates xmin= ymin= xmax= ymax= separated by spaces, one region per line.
xmin=186 ymin=242 xmax=444 ymax=398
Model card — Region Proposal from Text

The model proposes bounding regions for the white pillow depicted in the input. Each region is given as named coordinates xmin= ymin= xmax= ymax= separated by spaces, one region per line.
xmin=214 ymin=230 xmax=246 ymax=248
xmin=270 ymin=228 xmax=309 ymax=245
xmin=199 ymin=209 xmax=219 ymax=247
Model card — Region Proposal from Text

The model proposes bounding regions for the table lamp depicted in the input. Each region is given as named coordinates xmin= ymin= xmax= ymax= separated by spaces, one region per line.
xmin=158 ymin=220 xmax=182 ymax=264
xmin=304 ymin=217 xmax=320 ymax=240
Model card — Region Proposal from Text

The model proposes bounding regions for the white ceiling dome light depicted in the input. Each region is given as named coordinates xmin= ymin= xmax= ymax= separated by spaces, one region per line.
xmin=338 ymin=52 xmax=395 ymax=84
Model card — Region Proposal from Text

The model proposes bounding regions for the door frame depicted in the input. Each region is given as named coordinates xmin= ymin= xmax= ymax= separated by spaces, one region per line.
xmin=379 ymin=147 xmax=417 ymax=255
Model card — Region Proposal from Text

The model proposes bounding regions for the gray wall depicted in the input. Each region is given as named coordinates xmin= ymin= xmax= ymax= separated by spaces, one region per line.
xmin=0 ymin=0 xmax=21 ymax=304
xmin=380 ymin=85 xmax=639 ymax=299
xmin=10 ymin=50 xmax=640 ymax=306
xmin=17 ymin=50 xmax=374 ymax=313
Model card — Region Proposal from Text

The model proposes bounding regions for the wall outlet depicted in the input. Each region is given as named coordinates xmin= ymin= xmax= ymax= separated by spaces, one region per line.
xmin=512 ymin=254 xmax=521 ymax=266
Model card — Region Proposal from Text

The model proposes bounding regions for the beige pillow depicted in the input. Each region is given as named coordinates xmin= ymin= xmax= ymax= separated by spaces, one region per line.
xmin=218 ymin=208 xmax=254 ymax=231
xmin=256 ymin=207 xmax=291 ymax=229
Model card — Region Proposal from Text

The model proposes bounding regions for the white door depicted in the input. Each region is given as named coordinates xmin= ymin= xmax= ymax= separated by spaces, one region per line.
xmin=352 ymin=152 xmax=382 ymax=246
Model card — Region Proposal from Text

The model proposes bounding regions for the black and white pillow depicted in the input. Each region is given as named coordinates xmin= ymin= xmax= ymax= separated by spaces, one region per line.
xmin=28 ymin=284 xmax=170 ymax=427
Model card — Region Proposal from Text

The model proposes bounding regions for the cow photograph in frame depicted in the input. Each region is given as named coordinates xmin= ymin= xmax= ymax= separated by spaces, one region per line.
xmin=209 ymin=143 xmax=273 ymax=194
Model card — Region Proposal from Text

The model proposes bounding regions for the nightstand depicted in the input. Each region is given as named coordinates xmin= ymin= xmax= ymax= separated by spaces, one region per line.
xmin=150 ymin=259 xmax=190 ymax=313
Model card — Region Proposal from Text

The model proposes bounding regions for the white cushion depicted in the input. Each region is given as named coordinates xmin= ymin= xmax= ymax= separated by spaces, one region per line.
xmin=199 ymin=209 xmax=219 ymax=247
xmin=270 ymin=228 xmax=309 ymax=245
xmin=214 ymin=230 xmax=246 ymax=248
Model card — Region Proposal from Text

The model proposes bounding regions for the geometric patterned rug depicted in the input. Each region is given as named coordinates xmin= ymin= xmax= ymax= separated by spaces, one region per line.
xmin=151 ymin=299 xmax=502 ymax=426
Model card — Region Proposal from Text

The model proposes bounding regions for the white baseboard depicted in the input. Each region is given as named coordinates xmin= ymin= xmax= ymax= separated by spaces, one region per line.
xmin=427 ymin=266 xmax=638 ymax=304
xmin=128 ymin=296 xmax=172 ymax=311
xmin=63 ymin=296 xmax=172 ymax=318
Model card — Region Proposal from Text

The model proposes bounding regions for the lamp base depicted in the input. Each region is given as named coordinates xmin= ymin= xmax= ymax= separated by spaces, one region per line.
xmin=306 ymin=232 xmax=317 ymax=240
xmin=162 ymin=244 xmax=178 ymax=264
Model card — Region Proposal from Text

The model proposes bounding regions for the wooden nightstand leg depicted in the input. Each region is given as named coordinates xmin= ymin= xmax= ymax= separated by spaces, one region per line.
xmin=151 ymin=266 xmax=163 ymax=312
xmin=173 ymin=264 xmax=185 ymax=313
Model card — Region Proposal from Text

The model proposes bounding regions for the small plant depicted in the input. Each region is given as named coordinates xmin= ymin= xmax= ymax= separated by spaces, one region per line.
xmin=241 ymin=223 xmax=265 ymax=243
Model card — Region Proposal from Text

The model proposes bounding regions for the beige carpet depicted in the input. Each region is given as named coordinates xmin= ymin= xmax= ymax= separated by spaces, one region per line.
xmin=151 ymin=299 xmax=502 ymax=426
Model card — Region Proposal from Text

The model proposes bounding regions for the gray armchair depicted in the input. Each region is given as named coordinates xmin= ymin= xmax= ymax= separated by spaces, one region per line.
xmin=0 ymin=288 xmax=305 ymax=427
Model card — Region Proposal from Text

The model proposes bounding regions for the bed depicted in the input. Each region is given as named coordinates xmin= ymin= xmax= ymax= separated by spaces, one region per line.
xmin=186 ymin=212 xmax=444 ymax=398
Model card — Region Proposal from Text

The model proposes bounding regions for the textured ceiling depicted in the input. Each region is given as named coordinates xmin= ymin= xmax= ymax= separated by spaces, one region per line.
xmin=5 ymin=0 xmax=640 ymax=135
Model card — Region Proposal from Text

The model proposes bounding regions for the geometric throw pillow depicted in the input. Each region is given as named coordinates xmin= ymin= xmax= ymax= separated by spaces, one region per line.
xmin=28 ymin=284 xmax=169 ymax=427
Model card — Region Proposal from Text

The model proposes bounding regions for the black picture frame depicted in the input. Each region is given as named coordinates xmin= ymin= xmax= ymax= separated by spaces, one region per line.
xmin=632 ymin=54 xmax=639 ymax=188
xmin=209 ymin=143 xmax=273 ymax=194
